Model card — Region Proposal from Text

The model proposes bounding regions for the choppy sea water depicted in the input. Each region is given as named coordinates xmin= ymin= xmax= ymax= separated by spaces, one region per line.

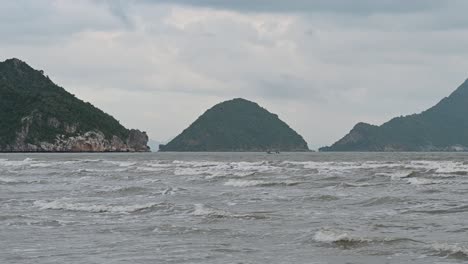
xmin=2 ymin=152 xmax=468 ymax=264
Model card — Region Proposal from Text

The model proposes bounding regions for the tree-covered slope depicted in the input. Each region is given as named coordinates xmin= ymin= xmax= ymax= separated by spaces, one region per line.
xmin=320 ymin=79 xmax=468 ymax=152
xmin=0 ymin=58 xmax=149 ymax=152
xmin=160 ymin=98 xmax=309 ymax=152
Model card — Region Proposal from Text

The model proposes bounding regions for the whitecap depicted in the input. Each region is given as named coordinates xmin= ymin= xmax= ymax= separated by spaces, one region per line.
xmin=407 ymin=178 xmax=444 ymax=185
xmin=312 ymin=229 xmax=418 ymax=248
xmin=0 ymin=177 xmax=43 ymax=185
xmin=314 ymin=230 xmax=370 ymax=245
xmin=136 ymin=166 xmax=167 ymax=172
xmin=224 ymin=179 xmax=302 ymax=187
xmin=224 ymin=179 xmax=265 ymax=187
xmin=104 ymin=161 xmax=137 ymax=167
xmin=34 ymin=200 xmax=162 ymax=214
xmin=192 ymin=204 xmax=267 ymax=219
xmin=431 ymin=243 xmax=468 ymax=259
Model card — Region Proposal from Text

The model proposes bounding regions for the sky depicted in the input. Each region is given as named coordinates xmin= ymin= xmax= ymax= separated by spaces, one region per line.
xmin=2 ymin=0 xmax=468 ymax=149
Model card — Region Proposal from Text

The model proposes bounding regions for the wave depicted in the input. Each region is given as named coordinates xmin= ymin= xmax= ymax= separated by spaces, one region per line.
xmin=192 ymin=204 xmax=268 ymax=220
xmin=7 ymin=219 xmax=72 ymax=227
xmin=283 ymin=161 xmax=404 ymax=173
xmin=358 ymin=196 xmax=405 ymax=207
xmin=0 ymin=177 xmax=44 ymax=185
xmin=336 ymin=182 xmax=374 ymax=188
xmin=224 ymin=179 xmax=302 ymax=188
xmin=224 ymin=179 xmax=265 ymax=187
xmin=34 ymin=200 xmax=164 ymax=214
xmin=431 ymin=243 xmax=468 ymax=259
xmin=313 ymin=229 xmax=421 ymax=249
xmin=313 ymin=230 xmax=371 ymax=247
xmin=407 ymin=161 xmax=468 ymax=176
xmin=0 ymin=158 xmax=110 ymax=169
xmin=161 ymin=187 xmax=186 ymax=195
xmin=407 ymin=178 xmax=444 ymax=185
xmin=96 ymin=186 xmax=148 ymax=195
xmin=410 ymin=205 xmax=468 ymax=215
xmin=0 ymin=177 xmax=24 ymax=184
xmin=172 ymin=160 xmax=281 ymax=178
xmin=0 ymin=158 xmax=34 ymax=167
xmin=103 ymin=161 xmax=136 ymax=167
xmin=303 ymin=194 xmax=340 ymax=202
xmin=136 ymin=166 xmax=168 ymax=172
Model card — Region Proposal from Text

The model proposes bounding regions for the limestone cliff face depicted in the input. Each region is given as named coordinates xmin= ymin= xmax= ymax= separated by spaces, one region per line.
xmin=0 ymin=112 xmax=149 ymax=152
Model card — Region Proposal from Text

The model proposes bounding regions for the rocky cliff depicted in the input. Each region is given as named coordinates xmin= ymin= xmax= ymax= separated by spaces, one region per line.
xmin=159 ymin=98 xmax=309 ymax=152
xmin=321 ymin=79 xmax=468 ymax=152
xmin=0 ymin=58 xmax=149 ymax=152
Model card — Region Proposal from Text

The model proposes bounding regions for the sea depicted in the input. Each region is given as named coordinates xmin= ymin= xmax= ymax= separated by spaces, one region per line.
xmin=1 ymin=152 xmax=468 ymax=264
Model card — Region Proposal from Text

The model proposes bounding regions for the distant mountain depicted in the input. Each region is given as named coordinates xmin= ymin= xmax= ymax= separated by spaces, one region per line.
xmin=159 ymin=98 xmax=309 ymax=152
xmin=148 ymin=139 xmax=165 ymax=152
xmin=321 ymin=79 xmax=468 ymax=152
xmin=0 ymin=58 xmax=149 ymax=152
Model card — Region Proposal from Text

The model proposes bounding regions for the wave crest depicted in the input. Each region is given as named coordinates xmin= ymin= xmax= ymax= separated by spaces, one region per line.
xmin=192 ymin=204 xmax=268 ymax=220
xmin=432 ymin=243 xmax=468 ymax=259
xmin=34 ymin=200 xmax=164 ymax=214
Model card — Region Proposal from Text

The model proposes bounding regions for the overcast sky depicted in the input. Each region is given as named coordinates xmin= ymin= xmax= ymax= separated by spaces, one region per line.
xmin=2 ymin=0 xmax=468 ymax=149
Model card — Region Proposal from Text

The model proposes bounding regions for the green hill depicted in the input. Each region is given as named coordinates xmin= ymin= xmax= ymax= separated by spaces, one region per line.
xmin=321 ymin=79 xmax=468 ymax=152
xmin=0 ymin=58 xmax=149 ymax=152
xmin=159 ymin=98 xmax=309 ymax=152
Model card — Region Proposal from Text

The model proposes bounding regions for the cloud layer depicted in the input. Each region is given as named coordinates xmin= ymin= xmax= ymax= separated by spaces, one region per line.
xmin=2 ymin=1 xmax=468 ymax=148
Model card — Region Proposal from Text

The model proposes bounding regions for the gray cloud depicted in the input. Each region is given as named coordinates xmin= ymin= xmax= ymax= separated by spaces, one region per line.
xmin=137 ymin=0 xmax=443 ymax=14
xmin=2 ymin=1 xmax=468 ymax=149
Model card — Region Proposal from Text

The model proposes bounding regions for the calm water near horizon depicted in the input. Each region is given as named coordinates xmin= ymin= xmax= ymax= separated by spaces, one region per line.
xmin=2 ymin=152 xmax=468 ymax=263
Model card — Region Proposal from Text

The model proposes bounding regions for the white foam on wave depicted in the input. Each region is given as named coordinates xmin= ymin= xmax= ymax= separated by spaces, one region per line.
xmin=0 ymin=177 xmax=22 ymax=184
xmin=376 ymin=171 xmax=410 ymax=180
xmin=283 ymin=161 xmax=403 ymax=175
xmin=192 ymin=203 xmax=231 ymax=217
xmin=0 ymin=158 xmax=34 ymax=167
xmin=174 ymin=160 xmax=281 ymax=179
xmin=103 ymin=161 xmax=137 ymax=167
xmin=407 ymin=178 xmax=445 ymax=185
xmin=0 ymin=158 xmax=87 ymax=169
xmin=34 ymin=200 xmax=160 ymax=213
xmin=337 ymin=182 xmax=373 ymax=188
xmin=173 ymin=160 xmax=223 ymax=167
xmin=224 ymin=179 xmax=265 ymax=187
xmin=29 ymin=162 xmax=53 ymax=168
xmin=136 ymin=166 xmax=167 ymax=172
xmin=408 ymin=160 xmax=468 ymax=175
xmin=224 ymin=179 xmax=302 ymax=187
xmin=192 ymin=204 xmax=267 ymax=219
xmin=432 ymin=243 xmax=468 ymax=258
xmin=314 ymin=230 xmax=370 ymax=244
xmin=0 ymin=177 xmax=42 ymax=184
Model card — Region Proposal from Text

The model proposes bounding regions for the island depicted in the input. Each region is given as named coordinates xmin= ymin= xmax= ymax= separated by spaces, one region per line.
xmin=0 ymin=58 xmax=150 ymax=152
xmin=159 ymin=98 xmax=309 ymax=152
xmin=320 ymin=79 xmax=468 ymax=152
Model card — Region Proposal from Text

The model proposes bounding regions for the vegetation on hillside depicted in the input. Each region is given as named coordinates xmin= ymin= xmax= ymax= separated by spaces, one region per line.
xmin=160 ymin=98 xmax=309 ymax=151
xmin=321 ymin=79 xmax=468 ymax=151
xmin=0 ymin=58 xmax=129 ymax=147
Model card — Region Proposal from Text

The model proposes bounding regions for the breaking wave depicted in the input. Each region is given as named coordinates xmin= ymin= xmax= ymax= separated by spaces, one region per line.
xmin=224 ymin=179 xmax=302 ymax=187
xmin=313 ymin=229 xmax=420 ymax=248
xmin=431 ymin=243 xmax=468 ymax=259
xmin=192 ymin=204 xmax=268 ymax=220
xmin=34 ymin=200 xmax=165 ymax=214
xmin=313 ymin=230 xmax=371 ymax=247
